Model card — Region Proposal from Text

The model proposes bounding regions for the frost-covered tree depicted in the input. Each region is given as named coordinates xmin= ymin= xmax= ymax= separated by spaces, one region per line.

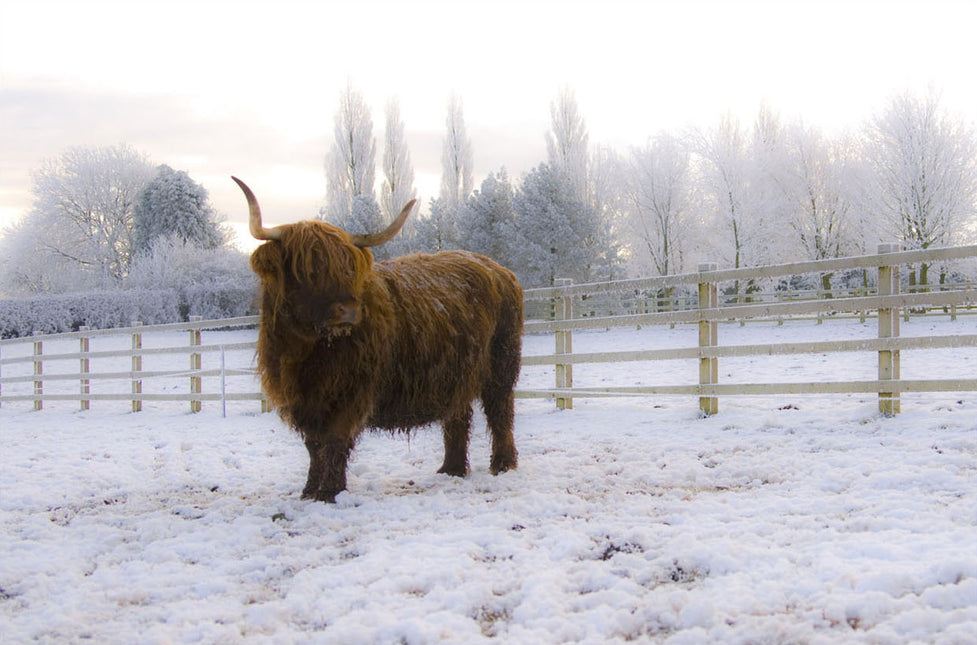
xmin=588 ymin=146 xmax=626 ymax=275
xmin=688 ymin=114 xmax=769 ymax=294
xmin=380 ymin=98 xmax=417 ymax=222
xmin=412 ymin=197 xmax=458 ymax=254
xmin=133 ymin=165 xmax=225 ymax=253
xmin=342 ymin=194 xmax=385 ymax=234
xmin=513 ymin=164 xmax=575 ymax=286
xmin=439 ymin=94 xmax=473 ymax=211
xmin=750 ymin=103 xmax=794 ymax=263
xmin=0 ymin=220 xmax=78 ymax=295
xmin=343 ymin=194 xmax=389 ymax=260
xmin=513 ymin=163 xmax=615 ymax=287
xmin=126 ymin=236 xmax=255 ymax=319
xmin=457 ymin=168 xmax=518 ymax=264
xmin=540 ymin=89 xmax=623 ymax=282
xmin=127 ymin=236 xmax=249 ymax=290
xmin=626 ymin=133 xmax=693 ymax=277
xmin=324 ymin=82 xmax=377 ymax=227
xmin=547 ymin=86 xmax=590 ymax=203
xmin=421 ymin=94 xmax=473 ymax=250
xmin=3 ymin=144 xmax=155 ymax=293
xmin=379 ymin=98 xmax=418 ymax=257
xmin=862 ymin=89 xmax=977 ymax=286
xmin=778 ymin=122 xmax=862 ymax=291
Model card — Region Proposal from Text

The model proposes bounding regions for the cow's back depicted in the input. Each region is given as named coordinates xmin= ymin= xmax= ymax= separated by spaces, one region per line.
xmin=368 ymin=250 xmax=522 ymax=430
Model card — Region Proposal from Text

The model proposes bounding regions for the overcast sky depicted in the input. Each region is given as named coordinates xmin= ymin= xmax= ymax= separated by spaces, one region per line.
xmin=2 ymin=0 xmax=975 ymax=250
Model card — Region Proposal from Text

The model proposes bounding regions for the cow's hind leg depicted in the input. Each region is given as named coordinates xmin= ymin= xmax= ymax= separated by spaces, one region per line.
xmin=482 ymin=386 xmax=518 ymax=475
xmin=483 ymin=297 xmax=521 ymax=475
xmin=438 ymin=406 xmax=472 ymax=477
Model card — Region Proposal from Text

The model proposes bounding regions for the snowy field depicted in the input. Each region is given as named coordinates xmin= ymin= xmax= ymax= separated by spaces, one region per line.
xmin=1 ymin=317 xmax=975 ymax=644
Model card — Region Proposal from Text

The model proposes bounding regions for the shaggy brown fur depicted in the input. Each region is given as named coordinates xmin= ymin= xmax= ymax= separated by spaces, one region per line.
xmin=247 ymin=204 xmax=522 ymax=502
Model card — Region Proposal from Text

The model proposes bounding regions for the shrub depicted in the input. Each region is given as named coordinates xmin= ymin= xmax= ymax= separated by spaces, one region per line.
xmin=0 ymin=286 xmax=256 ymax=338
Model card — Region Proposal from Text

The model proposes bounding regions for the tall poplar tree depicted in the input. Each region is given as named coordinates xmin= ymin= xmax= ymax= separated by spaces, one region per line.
xmin=380 ymin=98 xmax=416 ymax=222
xmin=324 ymin=82 xmax=381 ymax=234
xmin=379 ymin=98 xmax=418 ymax=257
xmin=439 ymin=93 xmax=473 ymax=211
xmin=546 ymin=86 xmax=589 ymax=203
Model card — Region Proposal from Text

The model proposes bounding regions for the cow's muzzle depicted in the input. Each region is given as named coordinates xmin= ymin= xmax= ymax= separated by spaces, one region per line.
xmin=311 ymin=300 xmax=360 ymax=338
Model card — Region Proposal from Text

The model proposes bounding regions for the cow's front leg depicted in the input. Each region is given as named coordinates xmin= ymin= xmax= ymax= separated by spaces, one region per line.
xmin=438 ymin=406 xmax=472 ymax=477
xmin=301 ymin=434 xmax=353 ymax=503
xmin=302 ymin=435 xmax=325 ymax=499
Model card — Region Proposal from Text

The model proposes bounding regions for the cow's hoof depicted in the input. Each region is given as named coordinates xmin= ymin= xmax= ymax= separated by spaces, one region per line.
xmin=302 ymin=490 xmax=338 ymax=503
xmin=490 ymin=454 xmax=518 ymax=475
xmin=437 ymin=464 xmax=470 ymax=478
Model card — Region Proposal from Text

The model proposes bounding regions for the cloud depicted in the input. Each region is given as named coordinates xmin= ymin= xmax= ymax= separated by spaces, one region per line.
xmin=0 ymin=80 xmax=326 ymax=227
xmin=1 ymin=78 xmax=553 ymax=241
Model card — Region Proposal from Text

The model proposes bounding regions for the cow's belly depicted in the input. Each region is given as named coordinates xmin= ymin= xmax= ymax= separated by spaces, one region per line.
xmin=367 ymin=358 xmax=483 ymax=431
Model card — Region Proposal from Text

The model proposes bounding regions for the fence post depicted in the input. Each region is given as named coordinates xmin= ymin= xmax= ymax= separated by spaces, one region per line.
xmin=79 ymin=326 xmax=90 ymax=411
xmin=219 ymin=345 xmax=227 ymax=418
xmin=554 ymin=278 xmax=573 ymax=410
xmin=698 ymin=263 xmax=719 ymax=416
xmin=32 ymin=332 xmax=44 ymax=411
xmin=190 ymin=316 xmax=202 ymax=413
xmin=877 ymin=244 xmax=901 ymax=416
xmin=131 ymin=321 xmax=143 ymax=412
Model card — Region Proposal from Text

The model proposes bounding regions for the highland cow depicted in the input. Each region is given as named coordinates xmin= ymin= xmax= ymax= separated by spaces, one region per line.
xmin=234 ymin=177 xmax=522 ymax=502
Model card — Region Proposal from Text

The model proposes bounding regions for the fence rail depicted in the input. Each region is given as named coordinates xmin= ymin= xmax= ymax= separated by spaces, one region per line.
xmin=2 ymin=244 xmax=975 ymax=417
xmin=521 ymin=243 xmax=977 ymax=416
xmin=0 ymin=315 xmax=265 ymax=416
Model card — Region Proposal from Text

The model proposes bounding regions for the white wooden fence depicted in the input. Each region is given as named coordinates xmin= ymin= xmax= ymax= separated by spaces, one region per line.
xmin=0 ymin=316 xmax=267 ymax=416
xmin=1 ymin=244 xmax=975 ymax=417
xmin=520 ymin=243 xmax=977 ymax=416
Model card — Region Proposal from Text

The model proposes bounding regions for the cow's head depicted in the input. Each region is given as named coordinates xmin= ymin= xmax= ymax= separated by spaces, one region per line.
xmin=233 ymin=177 xmax=415 ymax=340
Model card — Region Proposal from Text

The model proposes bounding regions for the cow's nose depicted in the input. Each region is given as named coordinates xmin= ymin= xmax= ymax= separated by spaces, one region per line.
xmin=334 ymin=301 xmax=360 ymax=325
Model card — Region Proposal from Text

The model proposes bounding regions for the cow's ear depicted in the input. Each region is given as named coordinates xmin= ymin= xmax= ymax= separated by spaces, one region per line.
xmin=250 ymin=242 xmax=282 ymax=280
xmin=357 ymin=246 xmax=374 ymax=270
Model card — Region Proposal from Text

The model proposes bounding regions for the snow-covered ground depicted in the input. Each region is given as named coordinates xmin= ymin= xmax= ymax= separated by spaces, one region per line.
xmin=1 ymin=318 xmax=975 ymax=644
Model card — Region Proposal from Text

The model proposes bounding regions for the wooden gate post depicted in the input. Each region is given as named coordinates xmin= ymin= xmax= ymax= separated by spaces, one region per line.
xmin=698 ymin=263 xmax=719 ymax=416
xmin=189 ymin=316 xmax=202 ymax=413
xmin=877 ymin=244 xmax=902 ymax=416
xmin=131 ymin=321 xmax=143 ymax=412
xmin=554 ymin=279 xmax=574 ymax=410
xmin=79 ymin=326 xmax=91 ymax=411
xmin=32 ymin=332 xmax=44 ymax=411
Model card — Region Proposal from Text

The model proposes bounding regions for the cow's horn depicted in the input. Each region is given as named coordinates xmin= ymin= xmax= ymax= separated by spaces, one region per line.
xmin=350 ymin=199 xmax=417 ymax=248
xmin=232 ymin=176 xmax=283 ymax=241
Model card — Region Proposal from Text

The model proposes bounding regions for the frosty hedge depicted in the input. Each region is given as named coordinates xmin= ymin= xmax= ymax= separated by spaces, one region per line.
xmin=0 ymin=285 xmax=257 ymax=338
